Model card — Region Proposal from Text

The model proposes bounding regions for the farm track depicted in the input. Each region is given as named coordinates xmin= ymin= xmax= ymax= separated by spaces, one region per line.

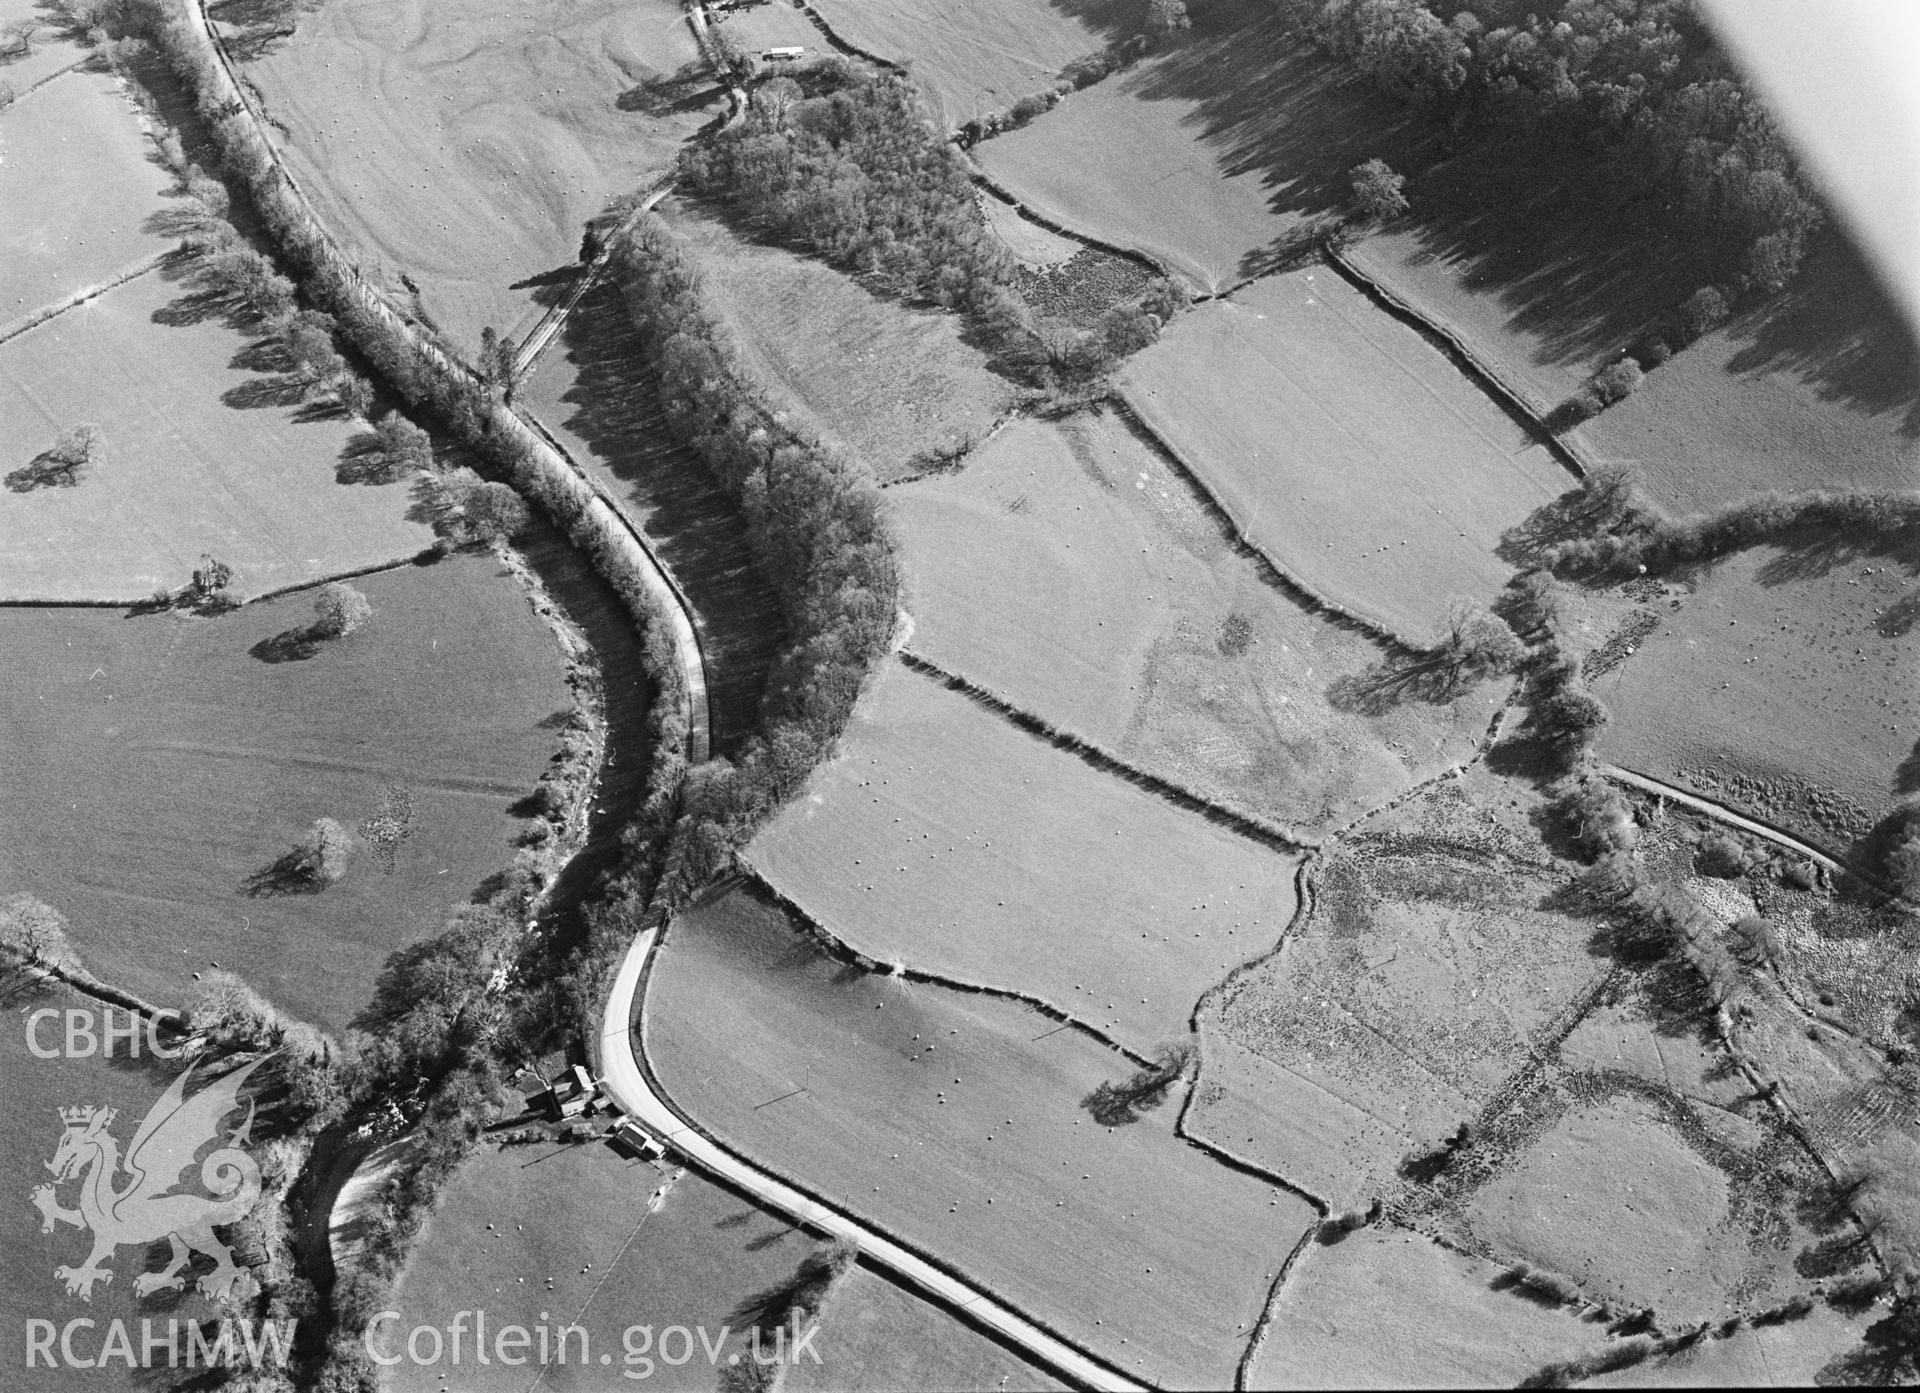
xmin=898 ymin=649 xmax=1320 ymax=853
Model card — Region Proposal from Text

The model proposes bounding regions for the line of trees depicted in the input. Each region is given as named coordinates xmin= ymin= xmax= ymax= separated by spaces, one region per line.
xmin=1276 ymin=0 xmax=1823 ymax=293
xmin=611 ymin=214 xmax=900 ymax=901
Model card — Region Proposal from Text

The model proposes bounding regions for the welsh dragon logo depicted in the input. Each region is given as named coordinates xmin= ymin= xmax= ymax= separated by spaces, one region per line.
xmin=32 ymin=1058 xmax=266 ymax=1303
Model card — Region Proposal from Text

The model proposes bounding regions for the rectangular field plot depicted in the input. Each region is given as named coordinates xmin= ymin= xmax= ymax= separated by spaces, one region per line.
xmin=389 ymin=1146 xmax=804 ymax=1391
xmin=1122 ymin=269 xmax=1570 ymax=645
xmin=1199 ymin=780 xmax=1610 ymax=1191
xmin=1582 ymin=236 xmax=1920 ymax=513
xmin=1596 ymin=546 xmax=1919 ymax=849
xmin=663 ymin=200 xmax=1011 ymax=482
xmin=808 ymin=0 xmax=1125 ymax=131
xmin=893 ymin=409 xmax=1503 ymax=832
xmin=792 ymin=1270 xmax=1064 ymax=1393
xmin=0 ymin=268 xmax=431 ymax=600
xmin=0 ymin=555 xmax=568 ymax=1033
xmin=249 ymin=0 xmax=707 ymax=350
xmin=973 ymin=0 xmax=1410 ymax=290
xmin=644 ymin=886 xmax=1317 ymax=1390
xmin=748 ymin=660 xmax=1304 ymax=1050
xmin=0 ymin=66 xmax=175 ymax=322
xmin=1248 ymin=1227 xmax=1607 ymax=1391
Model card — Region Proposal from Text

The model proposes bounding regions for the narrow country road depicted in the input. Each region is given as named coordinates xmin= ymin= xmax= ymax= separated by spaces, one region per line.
xmin=1601 ymin=765 xmax=1848 ymax=876
xmin=596 ymin=925 xmax=1150 ymax=1393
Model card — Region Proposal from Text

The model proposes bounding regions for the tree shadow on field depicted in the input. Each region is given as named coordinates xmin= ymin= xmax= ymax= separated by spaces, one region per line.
xmin=1325 ymin=654 xmax=1464 ymax=716
xmin=1751 ymin=517 xmax=1920 ymax=588
xmin=334 ymin=430 xmax=399 ymax=486
xmin=249 ymin=625 xmax=322 ymax=664
xmin=1081 ymin=1041 xmax=1191 ymax=1126
xmin=617 ymin=60 xmax=725 ymax=117
xmin=242 ymin=850 xmax=327 ymax=897
xmin=509 ymin=263 xmax=582 ymax=313
xmin=5 ymin=451 xmax=83 ymax=493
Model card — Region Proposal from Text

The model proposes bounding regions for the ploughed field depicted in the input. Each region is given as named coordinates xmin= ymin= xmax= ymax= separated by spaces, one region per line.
xmin=748 ymin=660 xmax=1304 ymax=1052
xmin=0 ymin=265 xmax=432 ymax=601
xmin=0 ymin=555 xmax=568 ymax=1033
xmin=246 ymin=0 xmax=708 ymax=350
xmin=645 ymin=884 xmax=1317 ymax=1391
xmin=890 ymin=408 xmax=1503 ymax=832
xmin=1122 ymin=268 xmax=1570 ymax=646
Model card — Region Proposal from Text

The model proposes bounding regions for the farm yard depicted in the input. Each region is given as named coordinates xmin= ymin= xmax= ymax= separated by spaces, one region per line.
xmin=662 ymin=198 xmax=1013 ymax=482
xmin=0 ymin=266 xmax=432 ymax=600
xmin=246 ymin=0 xmax=709 ymax=350
xmin=644 ymin=883 xmax=1318 ymax=1391
xmin=0 ymin=555 xmax=570 ymax=1033
xmin=1122 ymin=268 xmax=1570 ymax=645
xmin=1593 ymin=545 xmax=1920 ymax=851
xmin=747 ymin=660 xmax=1305 ymax=1050
xmin=890 ymin=408 xmax=1504 ymax=832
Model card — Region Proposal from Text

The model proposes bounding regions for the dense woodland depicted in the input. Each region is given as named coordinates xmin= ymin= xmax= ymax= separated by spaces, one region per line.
xmin=1276 ymin=0 xmax=1823 ymax=291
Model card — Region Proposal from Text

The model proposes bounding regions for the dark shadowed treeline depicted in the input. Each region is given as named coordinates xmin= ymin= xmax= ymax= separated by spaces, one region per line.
xmin=1273 ymin=0 xmax=1822 ymax=291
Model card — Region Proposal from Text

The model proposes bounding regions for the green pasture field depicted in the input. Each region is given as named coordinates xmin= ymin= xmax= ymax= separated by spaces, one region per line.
xmin=792 ymin=1269 xmax=1063 ymax=1393
xmin=0 ymin=267 xmax=431 ymax=601
xmin=249 ymin=0 xmax=708 ymax=351
xmin=972 ymin=0 xmax=1405 ymax=290
xmin=1248 ymin=1226 xmax=1606 ymax=1390
xmin=1582 ymin=235 xmax=1920 ymax=512
xmin=1197 ymin=778 xmax=1610 ymax=1198
xmin=747 ymin=660 xmax=1304 ymax=1051
xmin=0 ymin=555 xmax=567 ymax=1034
xmin=1584 ymin=1305 xmax=1875 ymax=1390
xmin=0 ymin=66 xmax=176 ymax=324
xmin=644 ymin=884 xmax=1317 ymax=1390
xmin=981 ymin=192 xmax=1080 ymax=268
xmin=1594 ymin=545 xmax=1918 ymax=852
xmin=661 ymin=199 xmax=1012 ymax=482
xmin=892 ymin=409 xmax=1503 ymax=832
xmin=807 ymin=0 xmax=1125 ymax=132
xmin=1122 ymin=269 xmax=1569 ymax=646
xmin=388 ymin=1144 xmax=804 ymax=1391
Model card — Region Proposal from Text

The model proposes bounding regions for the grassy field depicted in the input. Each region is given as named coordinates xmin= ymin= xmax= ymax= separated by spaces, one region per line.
xmin=973 ymin=0 xmax=1408 ymax=290
xmin=1585 ymin=1305 xmax=1875 ymax=1389
xmin=1594 ymin=545 xmax=1918 ymax=851
xmin=807 ymin=0 xmax=1127 ymax=131
xmin=520 ymin=279 xmax=786 ymax=752
xmin=1194 ymin=777 xmax=1609 ymax=1201
xmin=748 ymin=660 xmax=1304 ymax=1051
xmin=1582 ymin=235 xmax=1920 ymax=512
xmin=1122 ymin=268 xmax=1569 ymax=646
xmin=662 ymin=198 xmax=1013 ymax=483
xmin=791 ymin=1269 xmax=1064 ymax=1393
xmin=892 ymin=409 xmax=1503 ymax=832
xmin=0 ymin=266 xmax=432 ymax=601
xmin=387 ymin=1142 xmax=807 ymax=1390
xmin=0 ymin=555 xmax=567 ymax=1033
xmin=1248 ymin=1226 xmax=1607 ymax=1390
xmin=644 ymin=884 xmax=1318 ymax=1390
xmin=248 ymin=0 xmax=708 ymax=351
xmin=0 ymin=65 xmax=176 ymax=325
xmin=0 ymin=978 xmax=194 ymax=1392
